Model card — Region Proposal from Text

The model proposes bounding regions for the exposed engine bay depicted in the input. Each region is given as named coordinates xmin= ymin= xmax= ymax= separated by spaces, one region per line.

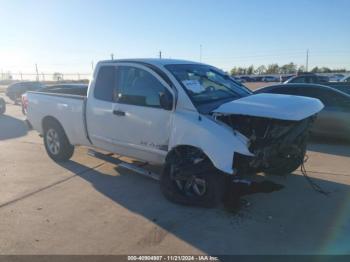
xmin=214 ymin=114 xmax=316 ymax=175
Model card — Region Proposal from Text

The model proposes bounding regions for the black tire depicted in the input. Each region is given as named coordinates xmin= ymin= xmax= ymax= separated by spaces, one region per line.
xmin=160 ymin=148 xmax=225 ymax=208
xmin=0 ymin=98 xmax=5 ymax=115
xmin=43 ymin=120 xmax=74 ymax=162
xmin=264 ymin=143 xmax=307 ymax=176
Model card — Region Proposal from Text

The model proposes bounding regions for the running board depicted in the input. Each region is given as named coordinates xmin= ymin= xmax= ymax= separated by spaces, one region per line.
xmin=87 ymin=149 xmax=160 ymax=181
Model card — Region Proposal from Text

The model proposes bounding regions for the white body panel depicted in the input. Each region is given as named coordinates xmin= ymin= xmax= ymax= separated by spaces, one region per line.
xmin=27 ymin=59 xmax=324 ymax=175
xmin=27 ymin=93 xmax=90 ymax=146
xmin=213 ymin=93 xmax=324 ymax=121
xmin=168 ymin=109 xmax=253 ymax=174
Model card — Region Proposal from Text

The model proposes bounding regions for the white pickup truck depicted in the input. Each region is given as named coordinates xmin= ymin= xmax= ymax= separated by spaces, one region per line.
xmin=27 ymin=59 xmax=323 ymax=207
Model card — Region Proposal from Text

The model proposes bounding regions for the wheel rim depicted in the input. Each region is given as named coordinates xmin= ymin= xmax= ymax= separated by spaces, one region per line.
xmin=171 ymin=166 xmax=208 ymax=197
xmin=46 ymin=128 xmax=60 ymax=155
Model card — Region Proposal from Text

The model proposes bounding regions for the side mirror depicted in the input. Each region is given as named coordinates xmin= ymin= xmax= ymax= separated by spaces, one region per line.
xmin=159 ymin=92 xmax=173 ymax=110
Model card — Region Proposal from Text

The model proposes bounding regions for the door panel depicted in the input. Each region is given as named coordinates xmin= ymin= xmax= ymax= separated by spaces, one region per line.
xmin=86 ymin=63 xmax=174 ymax=164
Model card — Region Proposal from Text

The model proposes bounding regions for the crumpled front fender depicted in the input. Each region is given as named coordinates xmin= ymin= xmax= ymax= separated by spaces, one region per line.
xmin=168 ymin=110 xmax=253 ymax=175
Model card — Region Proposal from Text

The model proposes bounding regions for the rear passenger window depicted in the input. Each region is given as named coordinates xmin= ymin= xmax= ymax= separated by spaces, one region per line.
xmin=115 ymin=66 xmax=170 ymax=108
xmin=94 ymin=66 xmax=116 ymax=101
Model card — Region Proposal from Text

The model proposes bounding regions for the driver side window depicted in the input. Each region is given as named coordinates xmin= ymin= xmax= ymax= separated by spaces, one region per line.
xmin=115 ymin=66 xmax=170 ymax=108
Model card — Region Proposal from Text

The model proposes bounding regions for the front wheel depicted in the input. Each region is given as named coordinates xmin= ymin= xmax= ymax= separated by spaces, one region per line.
xmin=43 ymin=121 xmax=74 ymax=162
xmin=160 ymin=148 xmax=225 ymax=208
xmin=264 ymin=143 xmax=307 ymax=176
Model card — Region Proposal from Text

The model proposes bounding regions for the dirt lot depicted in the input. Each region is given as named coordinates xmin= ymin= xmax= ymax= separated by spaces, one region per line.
xmin=0 ymin=95 xmax=349 ymax=255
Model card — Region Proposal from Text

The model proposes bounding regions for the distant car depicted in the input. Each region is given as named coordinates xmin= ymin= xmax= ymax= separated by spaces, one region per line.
xmin=285 ymin=74 xmax=350 ymax=95
xmin=21 ymin=83 xmax=88 ymax=115
xmin=284 ymin=74 xmax=329 ymax=84
xmin=6 ymin=81 xmax=45 ymax=104
xmin=255 ymin=83 xmax=350 ymax=140
xmin=251 ymin=76 xmax=264 ymax=82
xmin=0 ymin=97 xmax=6 ymax=115
xmin=329 ymin=74 xmax=345 ymax=82
xmin=262 ymin=76 xmax=279 ymax=82
xmin=280 ymin=74 xmax=295 ymax=83
xmin=239 ymin=76 xmax=254 ymax=82
xmin=340 ymin=75 xmax=350 ymax=82
xmin=231 ymin=76 xmax=243 ymax=83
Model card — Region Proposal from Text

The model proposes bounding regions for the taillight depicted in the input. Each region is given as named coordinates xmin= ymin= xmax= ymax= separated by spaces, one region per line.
xmin=22 ymin=95 xmax=28 ymax=110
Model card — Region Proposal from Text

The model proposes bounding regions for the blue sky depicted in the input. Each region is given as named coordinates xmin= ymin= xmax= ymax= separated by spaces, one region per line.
xmin=1 ymin=0 xmax=350 ymax=73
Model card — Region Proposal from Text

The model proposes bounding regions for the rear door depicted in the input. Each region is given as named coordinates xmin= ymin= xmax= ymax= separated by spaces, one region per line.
xmin=86 ymin=63 xmax=174 ymax=164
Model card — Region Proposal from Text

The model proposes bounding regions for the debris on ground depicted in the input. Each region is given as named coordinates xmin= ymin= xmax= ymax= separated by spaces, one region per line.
xmin=223 ymin=179 xmax=284 ymax=213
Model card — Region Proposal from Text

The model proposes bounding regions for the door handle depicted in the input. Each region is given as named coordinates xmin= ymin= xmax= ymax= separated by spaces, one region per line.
xmin=113 ymin=110 xmax=126 ymax=116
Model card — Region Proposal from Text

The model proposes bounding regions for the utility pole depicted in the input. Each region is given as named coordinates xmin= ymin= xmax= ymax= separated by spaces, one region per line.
xmin=111 ymin=53 xmax=114 ymax=60
xmin=159 ymin=51 xmax=162 ymax=59
xmin=41 ymin=72 xmax=45 ymax=81
xmin=20 ymin=72 xmax=23 ymax=81
xmin=306 ymin=49 xmax=309 ymax=72
xmin=200 ymin=44 xmax=202 ymax=62
xmin=91 ymin=61 xmax=94 ymax=71
xmin=35 ymin=64 xmax=39 ymax=81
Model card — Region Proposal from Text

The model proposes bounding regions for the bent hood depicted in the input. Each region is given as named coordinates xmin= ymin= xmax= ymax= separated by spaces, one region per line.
xmin=213 ymin=93 xmax=324 ymax=121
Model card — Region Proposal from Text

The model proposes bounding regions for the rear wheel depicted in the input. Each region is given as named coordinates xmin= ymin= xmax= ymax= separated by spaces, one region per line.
xmin=43 ymin=121 xmax=74 ymax=162
xmin=160 ymin=147 xmax=225 ymax=208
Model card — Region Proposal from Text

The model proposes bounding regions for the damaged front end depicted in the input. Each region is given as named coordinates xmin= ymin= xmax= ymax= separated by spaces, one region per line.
xmin=215 ymin=114 xmax=316 ymax=175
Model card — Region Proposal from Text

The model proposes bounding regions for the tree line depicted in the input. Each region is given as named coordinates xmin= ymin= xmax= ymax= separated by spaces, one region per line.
xmin=229 ymin=63 xmax=347 ymax=76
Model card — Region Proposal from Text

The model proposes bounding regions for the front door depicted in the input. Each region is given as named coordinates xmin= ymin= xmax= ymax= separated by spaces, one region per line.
xmin=87 ymin=63 xmax=174 ymax=164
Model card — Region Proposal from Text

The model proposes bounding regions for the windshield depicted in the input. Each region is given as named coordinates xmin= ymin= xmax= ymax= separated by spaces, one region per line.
xmin=165 ymin=64 xmax=252 ymax=108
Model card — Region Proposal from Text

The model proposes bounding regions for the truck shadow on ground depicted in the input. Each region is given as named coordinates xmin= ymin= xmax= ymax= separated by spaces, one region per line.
xmin=0 ymin=115 xmax=28 ymax=140
xmin=60 ymin=160 xmax=350 ymax=254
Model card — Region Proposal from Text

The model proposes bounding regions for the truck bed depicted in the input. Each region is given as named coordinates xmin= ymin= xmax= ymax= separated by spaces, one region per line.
xmin=26 ymin=88 xmax=90 ymax=147
xmin=39 ymin=85 xmax=88 ymax=97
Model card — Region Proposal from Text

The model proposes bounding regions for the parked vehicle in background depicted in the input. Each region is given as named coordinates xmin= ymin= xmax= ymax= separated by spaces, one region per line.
xmin=255 ymin=83 xmax=350 ymax=140
xmin=262 ymin=76 xmax=279 ymax=82
xmin=285 ymin=74 xmax=329 ymax=84
xmin=0 ymin=97 xmax=6 ymax=115
xmin=329 ymin=74 xmax=345 ymax=82
xmin=231 ymin=76 xmax=243 ymax=83
xmin=239 ymin=76 xmax=254 ymax=82
xmin=280 ymin=74 xmax=295 ymax=83
xmin=21 ymin=84 xmax=88 ymax=115
xmin=6 ymin=82 xmax=45 ymax=104
xmin=26 ymin=59 xmax=323 ymax=206
xmin=251 ymin=76 xmax=264 ymax=82
xmin=341 ymin=75 xmax=350 ymax=82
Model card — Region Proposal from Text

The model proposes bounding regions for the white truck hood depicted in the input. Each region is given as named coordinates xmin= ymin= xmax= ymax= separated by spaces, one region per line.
xmin=213 ymin=93 xmax=324 ymax=121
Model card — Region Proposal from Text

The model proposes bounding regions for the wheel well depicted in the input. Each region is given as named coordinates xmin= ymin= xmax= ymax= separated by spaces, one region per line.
xmin=42 ymin=116 xmax=61 ymax=132
xmin=42 ymin=116 xmax=71 ymax=144
xmin=166 ymin=145 xmax=210 ymax=164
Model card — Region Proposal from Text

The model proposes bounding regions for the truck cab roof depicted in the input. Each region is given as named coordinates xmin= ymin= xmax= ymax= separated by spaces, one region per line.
xmin=99 ymin=58 xmax=204 ymax=67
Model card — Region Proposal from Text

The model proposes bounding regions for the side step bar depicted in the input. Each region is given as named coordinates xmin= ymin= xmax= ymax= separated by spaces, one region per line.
xmin=87 ymin=149 xmax=160 ymax=181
